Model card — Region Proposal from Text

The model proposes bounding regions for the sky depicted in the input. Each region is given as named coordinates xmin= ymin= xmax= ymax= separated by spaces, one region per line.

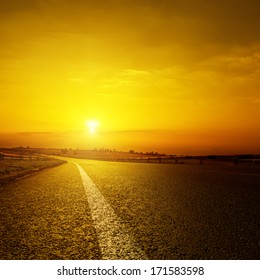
xmin=1 ymin=0 xmax=260 ymax=155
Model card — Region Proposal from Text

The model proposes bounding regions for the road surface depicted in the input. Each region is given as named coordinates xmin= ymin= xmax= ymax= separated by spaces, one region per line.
xmin=0 ymin=158 xmax=259 ymax=259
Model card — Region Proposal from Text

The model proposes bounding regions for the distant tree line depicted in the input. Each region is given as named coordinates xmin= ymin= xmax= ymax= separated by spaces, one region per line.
xmin=128 ymin=150 xmax=166 ymax=156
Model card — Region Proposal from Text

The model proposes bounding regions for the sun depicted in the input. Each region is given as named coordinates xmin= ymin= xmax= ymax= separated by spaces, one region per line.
xmin=86 ymin=120 xmax=99 ymax=134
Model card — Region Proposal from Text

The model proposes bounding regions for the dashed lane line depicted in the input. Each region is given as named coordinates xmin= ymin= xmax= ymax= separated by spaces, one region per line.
xmin=75 ymin=163 xmax=147 ymax=260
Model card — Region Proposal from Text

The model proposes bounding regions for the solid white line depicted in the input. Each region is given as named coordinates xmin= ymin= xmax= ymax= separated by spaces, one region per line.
xmin=75 ymin=163 xmax=147 ymax=260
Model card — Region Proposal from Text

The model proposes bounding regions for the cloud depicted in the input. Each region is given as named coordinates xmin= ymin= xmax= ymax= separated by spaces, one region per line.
xmin=0 ymin=0 xmax=41 ymax=16
xmin=122 ymin=69 xmax=150 ymax=76
xmin=201 ymin=43 xmax=260 ymax=74
xmin=1 ymin=1 xmax=260 ymax=154
xmin=1 ymin=0 xmax=260 ymax=69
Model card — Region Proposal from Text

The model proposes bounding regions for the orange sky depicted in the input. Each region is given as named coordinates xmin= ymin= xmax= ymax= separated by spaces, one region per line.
xmin=1 ymin=0 xmax=260 ymax=155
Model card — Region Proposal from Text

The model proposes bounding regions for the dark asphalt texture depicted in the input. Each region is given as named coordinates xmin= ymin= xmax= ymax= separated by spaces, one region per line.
xmin=0 ymin=159 xmax=259 ymax=259
xmin=0 ymin=162 xmax=101 ymax=259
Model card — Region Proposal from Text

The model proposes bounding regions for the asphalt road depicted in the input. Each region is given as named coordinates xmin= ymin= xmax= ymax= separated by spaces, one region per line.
xmin=0 ymin=158 xmax=259 ymax=259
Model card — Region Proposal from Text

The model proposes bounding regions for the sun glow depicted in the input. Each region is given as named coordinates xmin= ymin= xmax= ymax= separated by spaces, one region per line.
xmin=86 ymin=120 xmax=100 ymax=134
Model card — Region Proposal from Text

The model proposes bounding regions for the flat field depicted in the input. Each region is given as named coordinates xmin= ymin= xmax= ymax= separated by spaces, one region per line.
xmin=0 ymin=156 xmax=66 ymax=184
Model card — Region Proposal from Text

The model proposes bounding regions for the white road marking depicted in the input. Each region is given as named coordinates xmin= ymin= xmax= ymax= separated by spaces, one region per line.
xmin=75 ymin=163 xmax=147 ymax=260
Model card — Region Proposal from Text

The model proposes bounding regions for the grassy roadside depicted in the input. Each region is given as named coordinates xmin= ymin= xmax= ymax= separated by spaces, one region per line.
xmin=0 ymin=157 xmax=66 ymax=185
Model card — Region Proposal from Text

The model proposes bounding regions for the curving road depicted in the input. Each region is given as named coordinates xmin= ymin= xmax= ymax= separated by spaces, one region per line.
xmin=0 ymin=158 xmax=259 ymax=259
